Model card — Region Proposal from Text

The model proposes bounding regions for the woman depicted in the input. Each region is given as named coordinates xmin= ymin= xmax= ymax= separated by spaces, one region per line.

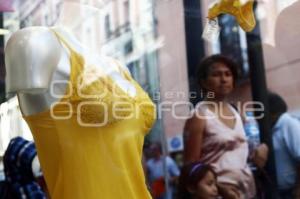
xmin=183 ymin=54 xmax=267 ymax=199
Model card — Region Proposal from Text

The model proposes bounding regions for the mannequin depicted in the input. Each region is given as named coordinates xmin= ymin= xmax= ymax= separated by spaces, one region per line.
xmin=5 ymin=26 xmax=136 ymax=115
xmin=5 ymin=26 xmax=69 ymax=115
xmin=5 ymin=26 xmax=156 ymax=199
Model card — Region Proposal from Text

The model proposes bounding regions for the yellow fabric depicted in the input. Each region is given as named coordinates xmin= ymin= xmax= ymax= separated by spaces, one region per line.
xmin=23 ymin=30 xmax=156 ymax=199
xmin=208 ymin=0 xmax=256 ymax=32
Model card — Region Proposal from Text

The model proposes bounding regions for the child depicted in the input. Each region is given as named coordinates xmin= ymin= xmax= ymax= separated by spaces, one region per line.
xmin=177 ymin=162 xmax=219 ymax=199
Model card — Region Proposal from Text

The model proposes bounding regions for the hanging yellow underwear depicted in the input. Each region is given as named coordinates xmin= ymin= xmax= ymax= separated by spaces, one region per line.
xmin=208 ymin=0 xmax=256 ymax=32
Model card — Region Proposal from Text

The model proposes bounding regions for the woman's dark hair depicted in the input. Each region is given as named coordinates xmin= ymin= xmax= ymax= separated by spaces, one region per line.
xmin=268 ymin=91 xmax=288 ymax=115
xmin=177 ymin=162 xmax=217 ymax=199
xmin=196 ymin=54 xmax=239 ymax=85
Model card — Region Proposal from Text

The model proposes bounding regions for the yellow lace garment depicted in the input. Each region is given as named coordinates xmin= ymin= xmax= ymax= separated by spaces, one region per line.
xmin=208 ymin=0 xmax=256 ymax=32
xmin=22 ymin=29 xmax=156 ymax=199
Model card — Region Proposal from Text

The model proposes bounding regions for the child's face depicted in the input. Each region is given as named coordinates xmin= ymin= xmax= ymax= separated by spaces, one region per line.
xmin=195 ymin=171 xmax=218 ymax=199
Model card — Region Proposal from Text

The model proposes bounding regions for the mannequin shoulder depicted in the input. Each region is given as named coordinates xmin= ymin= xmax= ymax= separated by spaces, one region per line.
xmin=5 ymin=26 xmax=64 ymax=93
xmin=5 ymin=26 xmax=62 ymax=58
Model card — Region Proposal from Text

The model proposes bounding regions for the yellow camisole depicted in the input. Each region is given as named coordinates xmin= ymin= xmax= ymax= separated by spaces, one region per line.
xmin=22 ymin=30 xmax=156 ymax=199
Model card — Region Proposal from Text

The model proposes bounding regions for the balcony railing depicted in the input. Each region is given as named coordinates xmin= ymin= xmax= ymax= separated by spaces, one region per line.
xmin=105 ymin=21 xmax=131 ymax=43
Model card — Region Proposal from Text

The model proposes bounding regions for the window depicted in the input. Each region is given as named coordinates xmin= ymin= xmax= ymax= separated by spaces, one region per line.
xmin=124 ymin=40 xmax=133 ymax=55
xmin=105 ymin=14 xmax=111 ymax=39
xmin=127 ymin=61 xmax=140 ymax=83
xmin=124 ymin=1 xmax=130 ymax=25
xmin=219 ymin=15 xmax=248 ymax=78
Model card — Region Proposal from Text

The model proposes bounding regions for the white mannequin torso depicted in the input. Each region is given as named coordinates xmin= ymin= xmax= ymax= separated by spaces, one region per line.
xmin=5 ymin=26 xmax=136 ymax=116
